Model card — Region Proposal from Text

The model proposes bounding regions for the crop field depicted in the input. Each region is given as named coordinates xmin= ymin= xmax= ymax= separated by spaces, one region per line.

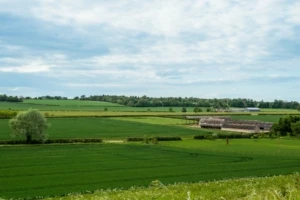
xmin=0 ymin=117 xmax=213 ymax=140
xmin=0 ymin=100 xmax=201 ymax=112
xmin=0 ymin=140 xmax=300 ymax=199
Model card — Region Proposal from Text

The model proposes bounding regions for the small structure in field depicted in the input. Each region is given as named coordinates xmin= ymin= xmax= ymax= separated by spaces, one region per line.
xmin=245 ymin=107 xmax=260 ymax=112
xmin=199 ymin=118 xmax=226 ymax=129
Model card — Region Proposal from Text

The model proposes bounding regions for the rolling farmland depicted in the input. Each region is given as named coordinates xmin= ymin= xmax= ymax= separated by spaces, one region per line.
xmin=0 ymin=99 xmax=300 ymax=199
xmin=1 ymin=140 xmax=300 ymax=199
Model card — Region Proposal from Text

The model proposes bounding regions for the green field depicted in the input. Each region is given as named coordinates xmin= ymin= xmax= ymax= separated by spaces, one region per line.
xmin=230 ymin=115 xmax=285 ymax=122
xmin=0 ymin=100 xmax=201 ymax=112
xmin=1 ymin=139 xmax=300 ymax=199
xmin=0 ymin=117 xmax=212 ymax=140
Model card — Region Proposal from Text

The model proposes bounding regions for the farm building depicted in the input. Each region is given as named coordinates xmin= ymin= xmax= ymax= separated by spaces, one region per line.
xmin=245 ymin=107 xmax=260 ymax=112
xmin=199 ymin=118 xmax=226 ymax=129
xmin=197 ymin=116 xmax=273 ymax=133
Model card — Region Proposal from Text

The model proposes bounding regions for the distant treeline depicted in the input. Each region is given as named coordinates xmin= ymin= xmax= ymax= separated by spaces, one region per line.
xmin=74 ymin=95 xmax=300 ymax=109
xmin=0 ymin=94 xmax=23 ymax=102
xmin=2 ymin=94 xmax=300 ymax=109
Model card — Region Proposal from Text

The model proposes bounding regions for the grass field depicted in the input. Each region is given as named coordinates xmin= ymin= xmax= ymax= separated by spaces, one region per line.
xmin=45 ymin=173 xmax=300 ymax=200
xmin=230 ymin=115 xmax=285 ymax=122
xmin=0 ymin=100 xmax=202 ymax=112
xmin=1 ymin=100 xmax=299 ymax=115
xmin=0 ymin=117 xmax=213 ymax=141
xmin=0 ymin=139 xmax=300 ymax=199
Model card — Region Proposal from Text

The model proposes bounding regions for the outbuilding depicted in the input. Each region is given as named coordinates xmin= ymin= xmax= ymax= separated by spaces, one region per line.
xmin=245 ymin=107 xmax=260 ymax=112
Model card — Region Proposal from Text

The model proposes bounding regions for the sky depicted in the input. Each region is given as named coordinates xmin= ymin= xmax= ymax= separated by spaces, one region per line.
xmin=0 ymin=0 xmax=300 ymax=101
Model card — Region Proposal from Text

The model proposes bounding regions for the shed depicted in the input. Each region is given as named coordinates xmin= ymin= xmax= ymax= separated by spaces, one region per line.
xmin=245 ymin=107 xmax=260 ymax=112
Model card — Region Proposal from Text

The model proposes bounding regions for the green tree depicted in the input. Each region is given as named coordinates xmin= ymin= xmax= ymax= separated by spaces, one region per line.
xmin=291 ymin=121 xmax=300 ymax=136
xmin=181 ymin=107 xmax=187 ymax=113
xmin=9 ymin=109 xmax=50 ymax=143
xmin=169 ymin=107 xmax=173 ymax=112
xmin=193 ymin=107 xmax=202 ymax=113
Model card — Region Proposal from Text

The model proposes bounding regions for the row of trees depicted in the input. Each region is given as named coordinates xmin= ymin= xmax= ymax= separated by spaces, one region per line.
xmin=75 ymin=95 xmax=300 ymax=109
xmin=271 ymin=115 xmax=300 ymax=136
xmin=1 ymin=93 xmax=300 ymax=109
xmin=0 ymin=94 xmax=23 ymax=102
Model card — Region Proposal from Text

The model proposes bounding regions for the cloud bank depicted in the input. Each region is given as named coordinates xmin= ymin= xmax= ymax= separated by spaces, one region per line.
xmin=0 ymin=0 xmax=299 ymax=100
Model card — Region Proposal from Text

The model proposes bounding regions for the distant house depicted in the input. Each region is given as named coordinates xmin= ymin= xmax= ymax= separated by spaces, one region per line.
xmin=245 ymin=107 xmax=260 ymax=112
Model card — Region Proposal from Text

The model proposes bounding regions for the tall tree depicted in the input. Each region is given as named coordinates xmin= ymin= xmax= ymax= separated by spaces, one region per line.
xmin=9 ymin=109 xmax=50 ymax=143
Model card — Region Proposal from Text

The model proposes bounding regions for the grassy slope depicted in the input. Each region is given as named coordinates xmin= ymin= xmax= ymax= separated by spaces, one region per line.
xmin=0 ymin=140 xmax=300 ymax=199
xmin=0 ymin=117 xmax=212 ymax=140
xmin=45 ymin=173 xmax=300 ymax=200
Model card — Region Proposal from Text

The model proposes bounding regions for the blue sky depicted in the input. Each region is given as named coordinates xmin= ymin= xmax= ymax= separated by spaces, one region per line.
xmin=0 ymin=0 xmax=300 ymax=101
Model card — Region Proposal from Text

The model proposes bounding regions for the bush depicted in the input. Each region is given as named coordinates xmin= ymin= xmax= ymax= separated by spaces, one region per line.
xmin=127 ymin=136 xmax=182 ymax=142
xmin=154 ymin=136 xmax=182 ymax=141
xmin=127 ymin=137 xmax=144 ymax=142
xmin=193 ymin=135 xmax=206 ymax=140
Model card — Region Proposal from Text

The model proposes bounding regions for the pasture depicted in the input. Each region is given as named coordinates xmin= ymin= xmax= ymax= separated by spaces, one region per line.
xmin=0 ymin=117 xmax=212 ymax=141
xmin=0 ymin=139 xmax=300 ymax=199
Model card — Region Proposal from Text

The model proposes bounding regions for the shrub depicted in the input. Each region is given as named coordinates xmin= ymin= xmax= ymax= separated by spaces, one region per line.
xmin=193 ymin=135 xmax=206 ymax=140
xmin=126 ymin=137 xmax=144 ymax=142
xmin=154 ymin=136 xmax=182 ymax=141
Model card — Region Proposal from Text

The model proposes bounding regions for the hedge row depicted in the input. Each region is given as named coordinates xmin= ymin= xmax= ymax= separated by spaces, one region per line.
xmin=0 ymin=138 xmax=103 ymax=145
xmin=193 ymin=134 xmax=254 ymax=140
xmin=127 ymin=136 xmax=182 ymax=142
xmin=0 ymin=110 xmax=18 ymax=119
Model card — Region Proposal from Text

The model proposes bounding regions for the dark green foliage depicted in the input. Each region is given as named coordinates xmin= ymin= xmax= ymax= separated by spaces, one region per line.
xmin=154 ymin=136 xmax=182 ymax=141
xmin=181 ymin=107 xmax=187 ymax=113
xmin=0 ymin=94 xmax=22 ymax=102
xmin=127 ymin=136 xmax=182 ymax=142
xmin=127 ymin=137 xmax=144 ymax=142
xmin=193 ymin=107 xmax=202 ymax=113
xmin=77 ymin=95 xmax=300 ymax=109
xmin=291 ymin=121 xmax=300 ymax=136
xmin=271 ymin=115 xmax=300 ymax=136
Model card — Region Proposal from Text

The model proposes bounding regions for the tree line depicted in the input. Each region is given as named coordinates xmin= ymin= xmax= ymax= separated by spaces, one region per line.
xmin=271 ymin=115 xmax=300 ymax=136
xmin=74 ymin=95 xmax=300 ymax=109
xmin=1 ymin=94 xmax=300 ymax=110
xmin=0 ymin=94 xmax=23 ymax=102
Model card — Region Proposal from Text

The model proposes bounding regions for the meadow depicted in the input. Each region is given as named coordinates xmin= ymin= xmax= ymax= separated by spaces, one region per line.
xmin=1 ymin=139 xmax=300 ymax=199
xmin=0 ymin=117 xmax=212 ymax=141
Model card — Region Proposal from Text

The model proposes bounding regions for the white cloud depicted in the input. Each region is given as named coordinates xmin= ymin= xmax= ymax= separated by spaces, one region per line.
xmin=0 ymin=0 xmax=300 ymax=100
xmin=0 ymin=60 xmax=51 ymax=73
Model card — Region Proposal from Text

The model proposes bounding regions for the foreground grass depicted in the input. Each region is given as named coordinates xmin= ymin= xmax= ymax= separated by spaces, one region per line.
xmin=0 ymin=140 xmax=300 ymax=199
xmin=45 ymin=173 xmax=300 ymax=200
